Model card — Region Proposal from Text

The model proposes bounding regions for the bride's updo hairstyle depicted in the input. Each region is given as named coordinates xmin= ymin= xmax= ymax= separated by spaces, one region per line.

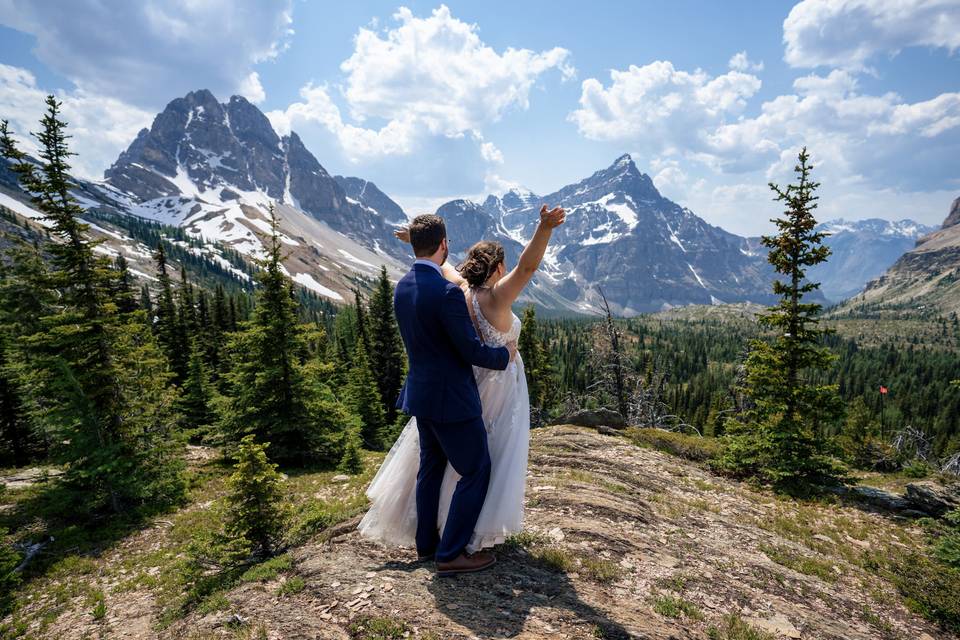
xmin=457 ymin=241 xmax=505 ymax=288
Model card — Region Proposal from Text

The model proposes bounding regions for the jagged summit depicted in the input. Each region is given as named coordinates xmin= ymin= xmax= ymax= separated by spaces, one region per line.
xmin=101 ymin=89 xmax=410 ymax=270
xmin=433 ymin=154 xmax=776 ymax=315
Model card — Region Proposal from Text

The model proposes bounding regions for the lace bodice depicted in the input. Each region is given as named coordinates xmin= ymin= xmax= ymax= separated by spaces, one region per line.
xmin=469 ymin=290 xmax=521 ymax=348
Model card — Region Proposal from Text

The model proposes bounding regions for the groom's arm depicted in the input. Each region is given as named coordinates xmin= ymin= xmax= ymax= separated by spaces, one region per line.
xmin=439 ymin=285 xmax=510 ymax=371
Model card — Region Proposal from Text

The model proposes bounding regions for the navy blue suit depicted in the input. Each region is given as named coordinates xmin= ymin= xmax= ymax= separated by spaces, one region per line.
xmin=394 ymin=262 xmax=509 ymax=561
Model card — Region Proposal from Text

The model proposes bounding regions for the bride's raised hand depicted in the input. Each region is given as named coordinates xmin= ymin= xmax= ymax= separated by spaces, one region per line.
xmin=541 ymin=206 xmax=565 ymax=229
xmin=394 ymin=225 xmax=411 ymax=243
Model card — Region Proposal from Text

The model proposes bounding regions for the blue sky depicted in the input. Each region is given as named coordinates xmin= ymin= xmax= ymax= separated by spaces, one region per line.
xmin=1 ymin=0 xmax=958 ymax=235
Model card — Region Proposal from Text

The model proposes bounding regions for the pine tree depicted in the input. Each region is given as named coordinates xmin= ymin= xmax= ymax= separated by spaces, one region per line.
xmin=0 ymin=241 xmax=52 ymax=465
xmin=519 ymin=306 xmax=547 ymax=408
xmin=179 ymin=341 xmax=216 ymax=440
xmin=720 ymin=149 xmax=843 ymax=489
xmin=353 ymin=288 xmax=371 ymax=353
xmin=338 ymin=429 xmax=364 ymax=474
xmin=0 ymin=102 xmax=185 ymax=512
xmin=367 ymin=266 xmax=404 ymax=422
xmin=225 ymin=435 xmax=288 ymax=558
xmin=153 ymin=242 xmax=187 ymax=383
xmin=112 ymin=254 xmax=140 ymax=314
xmin=344 ymin=338 xmax=386 ymax=450
xmin=218 ymin=205 xmax=349 ymax=466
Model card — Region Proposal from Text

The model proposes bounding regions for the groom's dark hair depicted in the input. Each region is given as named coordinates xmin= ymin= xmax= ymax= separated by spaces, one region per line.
xmin=409 ymin=214 xmax=446 ymax=257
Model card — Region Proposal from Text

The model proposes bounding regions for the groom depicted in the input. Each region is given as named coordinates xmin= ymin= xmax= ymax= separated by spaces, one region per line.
xmin=394 ymin=214 xmax=515 ymax=575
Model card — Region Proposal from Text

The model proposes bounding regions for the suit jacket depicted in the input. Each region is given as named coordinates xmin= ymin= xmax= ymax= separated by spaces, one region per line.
xmin=394 ymin=263 xmax=509 ymax=423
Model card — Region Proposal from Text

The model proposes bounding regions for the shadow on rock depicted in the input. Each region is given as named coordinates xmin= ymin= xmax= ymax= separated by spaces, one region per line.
xmin=381 ymin=547 xmax=634 ymax=639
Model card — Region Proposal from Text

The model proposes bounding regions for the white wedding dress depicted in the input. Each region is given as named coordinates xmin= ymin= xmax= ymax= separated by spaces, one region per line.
xmin=358 ymin=292 xmax=530 ymax=553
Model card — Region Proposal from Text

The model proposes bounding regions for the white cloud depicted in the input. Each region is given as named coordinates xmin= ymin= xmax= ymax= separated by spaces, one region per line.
xmin=238 ymin=72 xmax=266 ymax=104
xmin=0 ymin=0 xmax=294 ymax=107
xmin=572 ymin=58 xmax=960 ymax=191
xmin=728 ymin=51 xmax=764 ymax=72
xmin=650 ymin=158 xmax=688 ymax=196
xmin=267 ymin=83 xmax=418 ymax=160
xmin=0 ymin=64 xmax=152 ymax=180
xmin=269 ymin=5 xmax=572 ymax=165
xmin=783 ymin=0 xmax=960 ymax=69
xmin=569 ymin=60 xmax=761 ymax=156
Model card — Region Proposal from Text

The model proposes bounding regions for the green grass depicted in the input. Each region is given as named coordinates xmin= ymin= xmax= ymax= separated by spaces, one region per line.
xmin=239 ymin=554 xmax=292 ymax=583
xmin=348 ymin=616 xmax=409 ymax=639
xmin=276 ymin=576 xmax=305 ymax=597
xmin=875 ymin=552 xmax=960 ymax=633
xmin=88 ymin=589 xmax=106 ymax=621
xmin=760 ymin=544 xmax=838 ymax=583
xmin=650 ymin=593 xmax=703 ymax=620
xmin=626 ymin=427 xmax=722 ymax=462
xmin=706 ymin=613 xmax=776 ymax=640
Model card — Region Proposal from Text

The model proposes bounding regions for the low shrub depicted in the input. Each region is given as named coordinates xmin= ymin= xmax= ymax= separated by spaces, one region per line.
xmin=626 ymin=428 xmax=722 ymax=463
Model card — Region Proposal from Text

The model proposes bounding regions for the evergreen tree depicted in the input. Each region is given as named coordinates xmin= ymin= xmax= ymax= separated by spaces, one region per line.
xmin=338 ymin=429 xmax=364 ymax=475
xmin=0 ymin=102 xmax=185 ymax=512
xmin=367 ymin=266 xmax=404 ymax=421
xmin=225 ymin=435 xmax=288 ymax=558
xmin=519 ymin=306 xmax=547 ymax=409
xmin=153 ymin=242 xmax=187 ymax=382
xmin=139 ymin=283 xmax=152 ymax=316
xmin=344 ymin=338 xmax=386 ymax=450
xmin=218 ymin=205 xmax=349 ymax=465
xmin=0 ymin=241 xmax=52 ymax=465
xmin=112 ymin=254 xmax=140 ymax=314
xmin=179 ymin=341 xmax=216 ymax=440
xmin=720 ymin=149 xmax=843 ymax=488
xmin=353 ymin=288 xmax=371 ymax=353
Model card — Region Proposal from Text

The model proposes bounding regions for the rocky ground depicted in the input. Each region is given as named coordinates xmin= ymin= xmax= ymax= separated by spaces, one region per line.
xmin=3 ymin=426 xmax=954 ymax=639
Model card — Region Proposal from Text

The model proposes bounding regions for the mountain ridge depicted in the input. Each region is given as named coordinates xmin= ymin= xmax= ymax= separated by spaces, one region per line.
xmin=838 ymin=196 xmax=960 ymax=315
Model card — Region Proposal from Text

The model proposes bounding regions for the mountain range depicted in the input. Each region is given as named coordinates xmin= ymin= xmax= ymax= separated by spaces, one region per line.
xmin=840 ymin=197 xmax=960 ymax=315
xmin=811 ymin=218 xmax=936 ymax=302
xmin=0 ymin=88 xmax=942 ymax=315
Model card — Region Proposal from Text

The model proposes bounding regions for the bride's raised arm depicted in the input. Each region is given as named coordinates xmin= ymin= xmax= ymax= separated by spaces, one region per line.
xmin=492 ymin=205 xmax=565 ymax=305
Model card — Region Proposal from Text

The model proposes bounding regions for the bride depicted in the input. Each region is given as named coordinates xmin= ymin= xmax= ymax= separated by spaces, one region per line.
xmin=359 ymin=204 xmax=566 ymax=554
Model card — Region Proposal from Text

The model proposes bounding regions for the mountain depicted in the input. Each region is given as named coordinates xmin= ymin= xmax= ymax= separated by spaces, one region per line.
xmin=840 ymin=197 xmax=960 ymax=315
xmin=810 ymin=218 xmax=936 ymax=302
xmin=435 ymin=155 xmax=778 ymax=315
xmin=0 ymin=89 xmax=416 ymax=303
xmin=333 ymin=175 xmax=408 ymax=226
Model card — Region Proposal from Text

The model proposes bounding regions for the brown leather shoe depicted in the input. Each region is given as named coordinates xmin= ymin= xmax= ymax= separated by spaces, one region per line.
xmin=436 ymin=551 xmax=496 ymax=576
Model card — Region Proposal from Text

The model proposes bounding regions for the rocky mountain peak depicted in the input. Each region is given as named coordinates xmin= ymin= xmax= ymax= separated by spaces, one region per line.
xmin=943 ymin=196 xmax=960 ymax=229
xmin=102 ymin=88 xmax=411 ymax=261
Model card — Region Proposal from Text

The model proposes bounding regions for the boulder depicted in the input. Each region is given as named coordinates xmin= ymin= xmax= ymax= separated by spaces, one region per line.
xmin=905 ymin=481 xmax=960 ymax=517
xmin=840 ymin=485 xmax=912 ymax=512
xmin=553 ymin=408 xmax=627 ymax=429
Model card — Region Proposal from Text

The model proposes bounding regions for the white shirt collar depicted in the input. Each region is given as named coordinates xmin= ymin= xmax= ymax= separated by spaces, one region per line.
xmin=413 ymin=259 xmax=443 ymax=275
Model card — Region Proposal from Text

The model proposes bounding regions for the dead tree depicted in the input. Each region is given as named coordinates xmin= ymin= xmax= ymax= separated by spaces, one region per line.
xmin=587 ymin=287 xmax=630 ymax=419
xmin=892 ymin=425 xmax=933 ymax=462
xmin=627 ymin=358 xmax=698 ymax=435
